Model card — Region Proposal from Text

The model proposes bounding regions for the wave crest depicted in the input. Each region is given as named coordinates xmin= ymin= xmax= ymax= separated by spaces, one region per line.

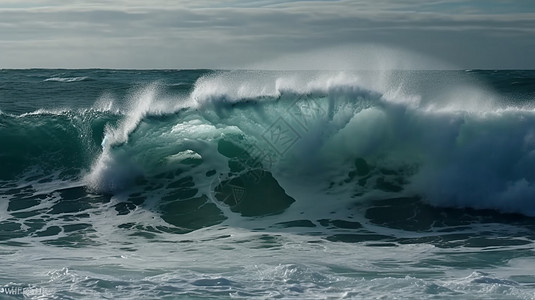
xmin=44 ymin=76 xmax=90 ymax=83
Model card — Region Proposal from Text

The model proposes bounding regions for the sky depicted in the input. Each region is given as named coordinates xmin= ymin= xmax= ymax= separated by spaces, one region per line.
xmin=0 ymin=0 xmax=534 ymax=69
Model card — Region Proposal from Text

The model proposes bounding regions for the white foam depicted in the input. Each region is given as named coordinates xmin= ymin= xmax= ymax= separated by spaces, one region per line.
xmin=18 ymin=108 xmax=70 ymax=117
xmin=93 ymin=92 xmax=120 ymax=113
xmin=85 ymin=84 xmax=161 ymax=193
xmin=44 ymin=76 xmax=88 ymax=83
xmin=85 ymin=83 xmax=200 ymax=193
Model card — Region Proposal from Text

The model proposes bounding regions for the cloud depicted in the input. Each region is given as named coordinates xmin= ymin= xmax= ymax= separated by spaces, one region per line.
xmin=0 ymin=1 xmax=534 ymax=68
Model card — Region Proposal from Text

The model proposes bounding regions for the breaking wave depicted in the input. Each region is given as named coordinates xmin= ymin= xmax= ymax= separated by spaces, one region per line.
xmin=2 ymin=69 xmax=535 ymax=220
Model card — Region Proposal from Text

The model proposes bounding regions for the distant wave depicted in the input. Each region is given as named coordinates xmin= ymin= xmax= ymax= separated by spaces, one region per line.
xmin=44 ymin=76 xmax=90 ymax=82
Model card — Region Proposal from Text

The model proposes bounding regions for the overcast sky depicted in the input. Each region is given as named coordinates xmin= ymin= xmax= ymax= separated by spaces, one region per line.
xmin=0 ymin=0 xmax=534 ymax=69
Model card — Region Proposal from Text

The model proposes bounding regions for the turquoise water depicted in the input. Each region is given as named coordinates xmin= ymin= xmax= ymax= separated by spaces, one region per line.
xmin=1 ymin=69 xmax=535 ymax=299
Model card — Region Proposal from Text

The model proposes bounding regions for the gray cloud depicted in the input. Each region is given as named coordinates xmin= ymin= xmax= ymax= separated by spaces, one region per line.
xmin=0 ymin=1 xmax=534 ymax=69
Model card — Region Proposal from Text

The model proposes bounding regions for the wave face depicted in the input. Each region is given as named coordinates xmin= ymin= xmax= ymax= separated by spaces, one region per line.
xmin=2 ymin=69 xmax=535 ymax=299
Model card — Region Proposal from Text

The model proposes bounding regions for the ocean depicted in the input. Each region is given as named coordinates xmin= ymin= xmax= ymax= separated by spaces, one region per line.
xmin=1 ymin=68 xmax=535 ymax=299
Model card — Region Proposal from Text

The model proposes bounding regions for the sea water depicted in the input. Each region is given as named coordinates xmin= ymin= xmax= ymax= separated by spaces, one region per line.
xmin=1 ymin=68 xmax=535 ymax=299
